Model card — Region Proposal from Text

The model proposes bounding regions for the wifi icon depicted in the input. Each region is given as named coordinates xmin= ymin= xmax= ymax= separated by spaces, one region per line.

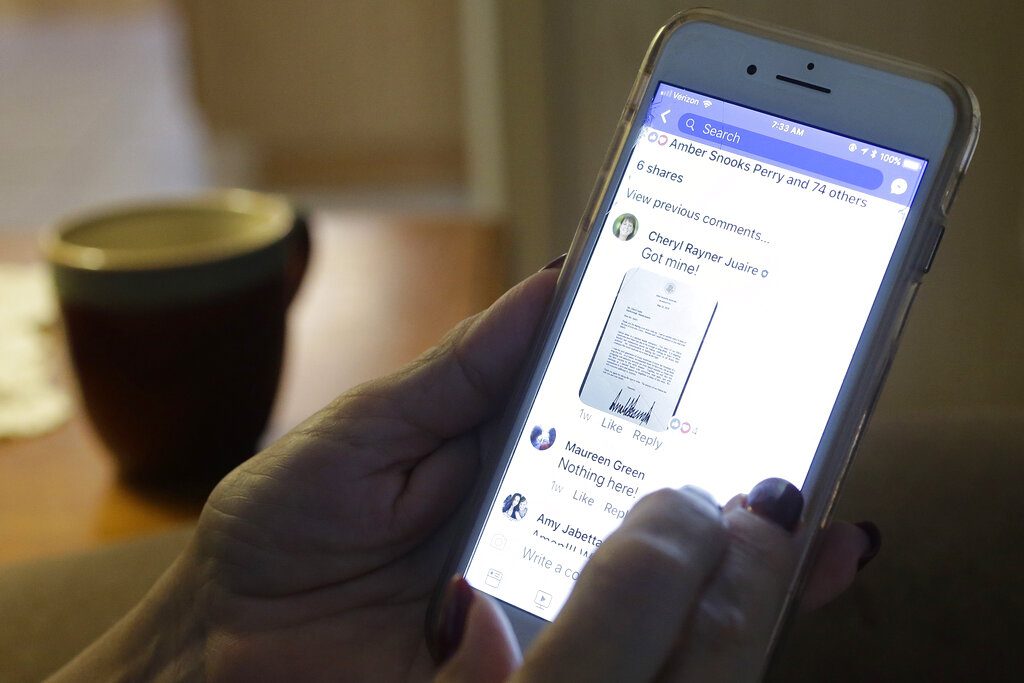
xmin=702 ymin=100 xmax=712 ymax=109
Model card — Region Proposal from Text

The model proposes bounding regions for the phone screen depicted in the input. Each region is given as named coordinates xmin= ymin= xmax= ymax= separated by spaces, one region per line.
xmin=465 ymin=82 xmax=927 ymax=619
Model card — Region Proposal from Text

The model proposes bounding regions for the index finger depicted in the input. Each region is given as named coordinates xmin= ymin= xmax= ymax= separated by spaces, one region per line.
xmin=287 ymin=267 xmax=559 ymax=458
xmin=516 ymin=487 xmax=728 ymax=683
xmin=391 ymin=266 xmax=560 ymax=438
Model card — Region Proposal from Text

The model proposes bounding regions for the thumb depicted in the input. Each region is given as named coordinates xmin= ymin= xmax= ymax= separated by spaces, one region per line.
xmin=435 ymin=578 xmax=522 ymax=682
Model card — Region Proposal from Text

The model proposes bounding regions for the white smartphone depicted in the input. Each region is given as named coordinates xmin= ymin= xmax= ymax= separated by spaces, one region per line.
xmin=428 ymin=8 xmax=979 ymax=666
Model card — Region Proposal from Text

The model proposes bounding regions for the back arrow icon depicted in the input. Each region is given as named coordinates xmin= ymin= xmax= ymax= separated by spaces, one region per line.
xmin=660 ymin=109 xmax=670 ymax=124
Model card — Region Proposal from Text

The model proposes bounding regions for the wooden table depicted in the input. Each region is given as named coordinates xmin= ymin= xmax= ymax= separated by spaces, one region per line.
xmin=0 ymin=212 xmax=503 ymax=565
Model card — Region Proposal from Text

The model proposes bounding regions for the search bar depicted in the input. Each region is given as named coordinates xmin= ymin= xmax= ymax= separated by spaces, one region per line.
xmin=678 ymin=114 xmax=883 ymax=190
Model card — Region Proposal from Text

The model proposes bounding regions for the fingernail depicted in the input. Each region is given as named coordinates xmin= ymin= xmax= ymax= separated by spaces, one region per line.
xmin=745 ymin=478 xmax=804 ymax=532
xmin=680 ymin=485 xmax=721 ymax=513
xmin=435 ymin=575 xmax=474 ymax=664
xmin=540 ymin=253 xmax=568 ymax=271
xmin=854 ymin=521 xmax=882 ymax=570
xmin=722 ymin=493 xmax=747 ymax=514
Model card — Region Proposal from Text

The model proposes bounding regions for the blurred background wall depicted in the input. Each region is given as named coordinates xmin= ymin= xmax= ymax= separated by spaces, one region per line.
xmin=0 ymin=0 xmax=209 ymax=225
xmin=177 ymin=0 xmax=465 ymax=193
xmin=2 ymin=0 xmax=1022 ymax=418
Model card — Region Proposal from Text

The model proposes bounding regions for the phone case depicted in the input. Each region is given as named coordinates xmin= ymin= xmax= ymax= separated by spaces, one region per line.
xmin=554 ymin=10 xmax=979 ymax=671
xmin=427 ymin=8 xmax=980 ymax=668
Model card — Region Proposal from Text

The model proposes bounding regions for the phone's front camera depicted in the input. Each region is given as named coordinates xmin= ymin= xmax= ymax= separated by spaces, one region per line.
xmin=807 ymin=62 xmax=816 ymax=70
xmin=746 ymin=64 xmax=757 ymax=75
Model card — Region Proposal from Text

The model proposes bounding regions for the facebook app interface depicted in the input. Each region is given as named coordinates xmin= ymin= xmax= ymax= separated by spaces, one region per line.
xmin=465 ymin=83 xmax=926 ymax=620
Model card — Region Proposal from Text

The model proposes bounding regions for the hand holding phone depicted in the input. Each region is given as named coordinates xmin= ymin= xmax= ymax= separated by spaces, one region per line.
xmin=48 ymin=247 xmax=868 ymax=683
xmin=50 ymin=9 xmax=976 ymax=682
xmin=431 ymin=7 xmax=978 ymax=673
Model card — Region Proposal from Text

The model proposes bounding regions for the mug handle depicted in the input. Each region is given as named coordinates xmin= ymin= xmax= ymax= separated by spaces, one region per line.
xmin=284 ymin=209 xmax=312 ymax=305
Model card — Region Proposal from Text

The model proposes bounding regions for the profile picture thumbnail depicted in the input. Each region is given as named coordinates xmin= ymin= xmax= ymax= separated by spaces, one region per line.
xmin=530 ymin=425 xmax=556 ymax=451
xmin=501 ymin=492 xmax=528 ymax=520
xmin=612 ymin=213 xmax=638 ymax=241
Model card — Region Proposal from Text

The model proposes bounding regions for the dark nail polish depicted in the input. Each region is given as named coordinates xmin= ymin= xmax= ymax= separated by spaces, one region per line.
xmin=540 ymin=253 xmax=568 ymax=271
xmin=854 ymin=521 xmax=882 ymax=570
xmin=435 ymin=575 xmax=474 ymax=664
xmin=746 ymin=478 xmax=804 ymax=532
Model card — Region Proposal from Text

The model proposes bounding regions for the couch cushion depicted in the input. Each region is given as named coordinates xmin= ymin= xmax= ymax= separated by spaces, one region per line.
xmin=0 ymin=526 xmax=192 ymax=682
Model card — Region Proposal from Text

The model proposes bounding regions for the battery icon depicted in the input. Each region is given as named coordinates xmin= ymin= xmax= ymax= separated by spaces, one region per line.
xmin=902 ymin=158 xmax=923 ymax=171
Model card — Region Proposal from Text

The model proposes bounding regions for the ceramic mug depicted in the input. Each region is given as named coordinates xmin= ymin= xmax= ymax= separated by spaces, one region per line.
xmin=44 ymin=190 xmax=309 ymax=490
